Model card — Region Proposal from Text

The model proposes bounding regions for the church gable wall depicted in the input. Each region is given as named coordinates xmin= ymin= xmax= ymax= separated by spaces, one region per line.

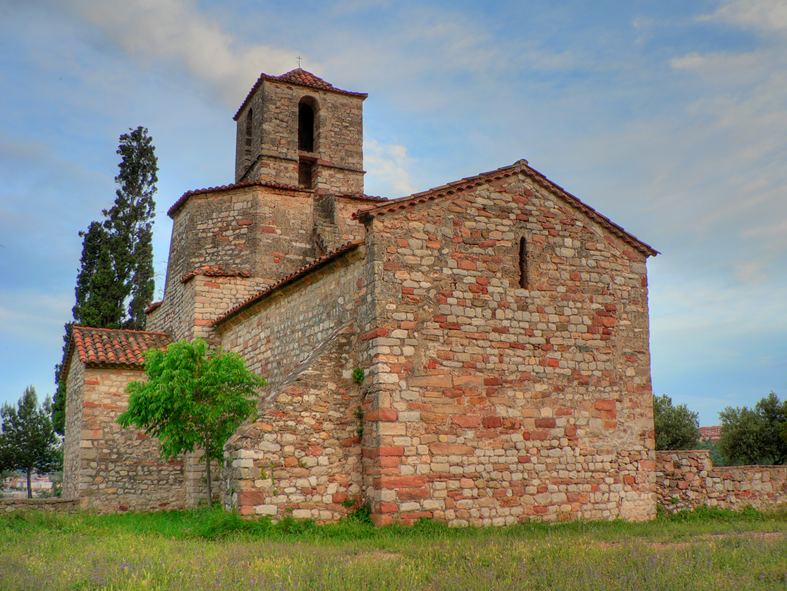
xmin=361 ymin=173 xmax=656 ymax=525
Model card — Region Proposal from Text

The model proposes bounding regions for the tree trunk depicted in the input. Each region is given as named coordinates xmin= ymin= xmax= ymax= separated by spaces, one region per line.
xmin=26 ymin=467 xmax=32 ymax=499
xmin=205 ymin=451 xmax=212 ymax=506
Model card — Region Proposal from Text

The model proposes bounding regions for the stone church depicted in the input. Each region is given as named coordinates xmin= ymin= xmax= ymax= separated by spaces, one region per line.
xmin=62 ymin=68 xmax=660 ymax=524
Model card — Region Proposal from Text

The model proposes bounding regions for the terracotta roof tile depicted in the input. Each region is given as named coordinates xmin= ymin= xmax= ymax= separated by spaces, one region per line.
xmin=355 ymin=159 xmax=658 ymax=258
xmin=233 ymin=68 xmax=367 ymax=121
xmin=167 ymin=179 xmax=310 ymax=218
xmin=144 ymin=300 xmax=163 ymax=314
xmin=70 ymin=326 xmax=171 ymax=370
xmin=180 ymin=266 xmax=252 ymax=284
xmin=213 ymin=240 xmax=363 ymax=326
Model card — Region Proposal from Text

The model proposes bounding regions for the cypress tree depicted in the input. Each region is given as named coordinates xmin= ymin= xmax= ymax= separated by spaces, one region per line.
xmin=104 ymin=126 xmax=158 ymax=330
xmin=52 ymin=126 xmax=158 ymax=430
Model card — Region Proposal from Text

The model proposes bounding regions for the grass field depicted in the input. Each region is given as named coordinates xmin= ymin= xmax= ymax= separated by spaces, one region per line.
xmin=1 ymin=506 xmax=785 ymax=590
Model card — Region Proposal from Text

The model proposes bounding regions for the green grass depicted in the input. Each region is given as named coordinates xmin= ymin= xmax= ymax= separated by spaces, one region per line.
xmin=1 ymin=506 xmax=785 ymax=590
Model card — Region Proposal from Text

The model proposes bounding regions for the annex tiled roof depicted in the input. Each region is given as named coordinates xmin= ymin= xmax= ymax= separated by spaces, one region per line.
xmin=355 ymin=159 xmax=658 ymax=258
xmin=213 ymin=240 xmax=363 ymax=326
xmin=233 ymin=68 xmax=367 ymax=121
xmin=180 ymin=266 xmax=252 ymax=284
xmin=699 ymin=426 xmax=722 ymax=441
xmin=167 ymin=179 xmax=311 ymax=218
xmin=69 ymin=326 xmax=171 ymax=370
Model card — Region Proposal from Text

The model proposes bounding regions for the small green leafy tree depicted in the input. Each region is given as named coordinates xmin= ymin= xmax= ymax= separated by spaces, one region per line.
xmin=654 ymin=394 xmax=700 ymax=451
xmin=0 ymin=387 xmax=61 ymax=498
xmin=118 ymin=339 xmax=265 ymax=504
xmin=719 ymin=392 xmax=786 ymax=465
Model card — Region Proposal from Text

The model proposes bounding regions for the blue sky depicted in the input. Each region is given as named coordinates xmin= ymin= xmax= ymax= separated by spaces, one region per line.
xmin=1 ymin=0 xmax=785 ymax=424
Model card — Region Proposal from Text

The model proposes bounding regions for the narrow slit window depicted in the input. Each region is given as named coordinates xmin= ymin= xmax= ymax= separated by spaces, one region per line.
xmin=298 ymin=99 xmax=315 ymax=152
xmin=298 ymin=159 xmax=314 ymax=189
xmin=245 ymin=108 xmax=253 ymax=147
xmin=519 ymin=237 xmax=528 ymax=288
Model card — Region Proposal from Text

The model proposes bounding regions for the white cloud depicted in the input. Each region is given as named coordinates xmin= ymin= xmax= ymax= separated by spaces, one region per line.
xmin=702 ymin=0 xmax=787 ymax=36
xmin=364 ymin=139 xmax=415 ymax=197
xmin=64 ymin=0 xmax=301 ymax=106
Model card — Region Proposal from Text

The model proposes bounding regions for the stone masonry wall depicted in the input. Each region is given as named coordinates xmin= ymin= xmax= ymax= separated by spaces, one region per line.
xmin=655 ymin=450 xmax=786 ymax=513
xmin=150 ymin=185 xmax=320 ymax=340
xmin=219 ymin=248 xmax=369 ymax=519
xmin=1 ymin=498 xmax=80 ymax=513
xmin=62 ymin=355 xmax=85 ymax=500
xmin=360 ymin=172 xmax=656 ymax=525
xmin=235 ymin=79 xmax=364 ymax=194
xmin=63 ymin=362 xmax=195 ymax=512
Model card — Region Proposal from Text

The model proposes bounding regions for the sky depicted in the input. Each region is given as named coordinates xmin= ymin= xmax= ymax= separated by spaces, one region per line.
xmin=0 ymin=0 xmax=785 ymax=424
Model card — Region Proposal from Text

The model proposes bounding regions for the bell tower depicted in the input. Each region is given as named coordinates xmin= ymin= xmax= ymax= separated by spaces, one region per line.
xmin=233 ymin=68 xmax=367 ymax=195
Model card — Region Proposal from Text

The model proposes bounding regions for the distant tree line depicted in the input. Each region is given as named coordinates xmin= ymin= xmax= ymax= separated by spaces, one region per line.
xmin=52 ymin=127 xmax=158 ymax=435
xmin=654 ymin=392 xmax=786 ymax=465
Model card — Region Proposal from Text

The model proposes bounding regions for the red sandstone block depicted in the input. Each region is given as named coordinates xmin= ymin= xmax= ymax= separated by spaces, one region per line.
xmin=518 ymin=455 xmax=531 ymax=463
xmin=623 ymin=475 xmax=636 ymax=486
xmin=530 ymin=430 xmax=550 ymax=440
xmin=532 ymin=505 xmax=548 ymax=514
xmin=556 ymin=407 xmax=573 ymax=417
xmin=361 ymin=327 xmax=389 ymax=341
xmin=594 ymin=399 xmax=616 ymax=411
xmin=546 ymin=358 xmax=559 ymax=368
xmin=379 ymin=456 xmax=402 ymax=467
xmin=484 ymin=376 xmax=502 ymax=386
xmin=284 ymin=457 xmax=298 ymax=467
xmin=84 ymin=378 xmax=100 ymax=386
xmin=378 ymin=502 xmax=398 ymax=514
xmin=237 ymin=218 xmax=253 ymax=226
xmin=367 ymin=408 xmax=398 ymax=422
xmin=373 ymin=514 xmax=396 ymax=526
xmin=482 ymin=416 xmax=503 ymax=428
xmin=431 ymin=442 xmax=474 ymax=455
xmin=502 ymin=418 xmax=522 ymax=429
xmin=332 ymin=493 xmax=348 ymax=504
xmin=380 ymin=475 xmax=426 ymax=488
xmin=398 ymin=487 xmax=430 ymax=500
xmin=458 ymin=260 xmax=476 ymax=270
xmin=535 ymin=418 xmax=556 ymax=429
xmin=378 ymin=446 xmax=405 ymax=456
xmin=453 ymin=415 xmax=481 ymax=428
xmin=340 ymin=436 xmax=360 ymax=447
xmin=565 ymin=425 xmax=578 ymax=438
xmin=260 ymin=225 xmax=277 ymax=233
xmin=238 ymin=490 xmax=265 ymax=505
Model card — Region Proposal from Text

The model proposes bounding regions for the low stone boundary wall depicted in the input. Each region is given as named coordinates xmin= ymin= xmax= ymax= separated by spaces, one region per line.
xmin=0 ymin=498 xmax=81 ymax=513
xmin=656 ymin=450 xmax=786 ymax=513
